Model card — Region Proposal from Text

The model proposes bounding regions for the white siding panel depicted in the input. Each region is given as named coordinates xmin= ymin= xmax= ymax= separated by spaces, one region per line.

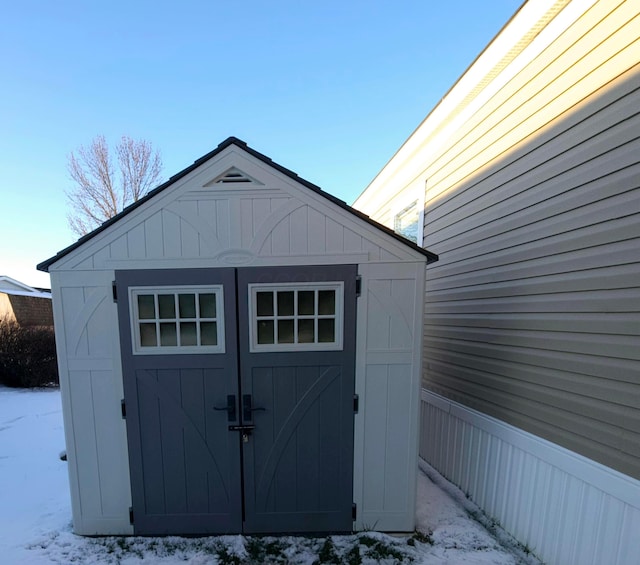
xmin=68 ymin=372 xmax=102 ymax=517
xmin=127 ymin=222 xmax=146 ymax=259
xmin=353 ymin=262 xmax=425 ymax=532
xmin=307 ymin=207 xmax=326 ymax=254
xmin=53 ymin=271 xmax=132 ymax=535
xmin=421 ymin=390 xmax=640 ymax=565
xmin=144 ymin=214 xmax=164 ymax=258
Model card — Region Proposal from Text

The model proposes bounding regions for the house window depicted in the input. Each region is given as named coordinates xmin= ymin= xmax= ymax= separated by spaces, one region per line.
xmin=248 ymin=282 xmax=344 ymax=352
xmin=129 ymin=286 xmax=225 ymax=354
xmin=394 ymin=200 xmax=420 ymax=244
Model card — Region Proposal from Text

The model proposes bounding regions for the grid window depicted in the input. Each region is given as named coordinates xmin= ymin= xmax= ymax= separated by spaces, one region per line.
xmin=130 ymin=286 xmax=225 ymax=354
xmin=249 ymin=282 xmax=343 ymax=352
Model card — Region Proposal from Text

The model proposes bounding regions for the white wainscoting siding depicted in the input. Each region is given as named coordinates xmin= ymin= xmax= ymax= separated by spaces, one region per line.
xmin=420 ymin=389 xmax=640 ymax=565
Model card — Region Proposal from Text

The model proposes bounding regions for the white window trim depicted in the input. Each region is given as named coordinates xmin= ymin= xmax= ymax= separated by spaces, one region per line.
xmin=129 ymin=285 xmax=226 ymax=355
xmin=248 ymin=281 xmax=344 ymax=353
xmin=392 ymin=181 xmax=426 ymax=245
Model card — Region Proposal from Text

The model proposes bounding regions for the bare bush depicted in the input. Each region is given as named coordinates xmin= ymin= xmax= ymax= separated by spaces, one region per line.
xmin=0 ymin=318 xmax=59 ymax=388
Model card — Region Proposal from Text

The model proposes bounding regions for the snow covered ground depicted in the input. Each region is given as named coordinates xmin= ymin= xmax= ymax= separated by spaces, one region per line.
xmin=0 ymin=386 xmax=542 ymax=564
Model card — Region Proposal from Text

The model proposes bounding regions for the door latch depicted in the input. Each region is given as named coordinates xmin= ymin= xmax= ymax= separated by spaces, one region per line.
xmin=213 ymin=395 xmax=237 ymax=422
xmin=228 ymin=424 xmax=255 ymax=432
xmin=242 ymin=394 xmax=265 ymax=421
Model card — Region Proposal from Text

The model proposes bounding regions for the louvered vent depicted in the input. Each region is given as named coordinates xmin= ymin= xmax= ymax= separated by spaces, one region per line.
xmin=203 ymin=167 xmax=263 ymax=187
xmin=216 ymin=169 xmax=252 ymax=183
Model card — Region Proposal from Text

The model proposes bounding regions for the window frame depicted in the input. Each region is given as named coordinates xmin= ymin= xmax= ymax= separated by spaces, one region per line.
xmin=128 ymin=285 xmax=226 ymax=355
xmin=247 ymin=281 xmax=344 ymax=353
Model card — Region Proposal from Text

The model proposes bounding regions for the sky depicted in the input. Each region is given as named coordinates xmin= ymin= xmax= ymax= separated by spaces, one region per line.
xmin=1 ymin=0 xmax=523 ymax=288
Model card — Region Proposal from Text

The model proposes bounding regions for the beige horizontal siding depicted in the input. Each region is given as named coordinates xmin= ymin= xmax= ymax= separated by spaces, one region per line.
xmin=423 ymin=0 xmax=639 ymax=204
xmin=423 ymin=51 xmax=640 ymax=479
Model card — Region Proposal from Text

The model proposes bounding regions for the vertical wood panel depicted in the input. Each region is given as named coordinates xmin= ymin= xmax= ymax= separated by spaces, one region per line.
xmin=383 ymin=365 xmax=412 ymax=512
xmin=289 ymin=206 xmax=308 ymax=255
xmin=176 ymin=202 xmax=199 ymax=258
xmin=127 ymin=223 xmax=146 ymax=259
xmin=144 ymin=214 xmax=164 ymax=258
xmin=162 ymin=209 xmax=181 ymax=257
xmin=307 ymin=207 xmax=326 ymax=254
xmin=362 ymin=365 xmax=388 ymax=511
xmin=91 ymin=371 xmax=128 ymax=516
xmin=69 ymin=371 xmax=103 ymax=517
xmin=325 ymin=218 xmax=344 ymax=253
xmin=215 ymin=199 xmax=230 ymax=251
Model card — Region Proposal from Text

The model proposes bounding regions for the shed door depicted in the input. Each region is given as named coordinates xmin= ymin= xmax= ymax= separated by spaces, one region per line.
xmin=116 ymin=265 xmax=356 ymax=535
xmin=116 ymin=268 xmax=242 ymax=535
xmin=238 ymin=265 xmax=357 ymax=534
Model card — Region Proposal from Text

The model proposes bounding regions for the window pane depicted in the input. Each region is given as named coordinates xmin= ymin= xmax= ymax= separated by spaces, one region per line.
xmin=137 ymin=295 xmax=155 ymax=319
xmin=277 ymin=291 xmax=294 ymax=316
xmin=394 ymin=201 xmax=419 ymax=244
xmin=318 ymin=290 xmax=335 ymax=315
xmin=158 ymin=294 xmax=176 ymax=319
xmin=139 ymin=323 xmax=157 ymax=346
xmin=277 ymin=319 xmax=294 ymax=343
xmin=257 ymin=292 xmax=274 ymax=316
xmin=199 ymin=293 xmax=216 ymax=318
xmin=298 ymin=319 xmax=314 ymax=343
xmin=257 ymin=320 xmax=274 ymax=344
xmin=179 ymin=294 xmax=196 ymax=318
xmin=298 ymin=291 xmax=314 ymax=315
xmin=318 ymin=319 xmax=335 ymax=343
xmin=180 ymin=322 xmax=197 ymax=346
xmin=200 ymin=322 xmax=217 ymax=345
xmin=160 ymin=322 xmax=177 ymax=346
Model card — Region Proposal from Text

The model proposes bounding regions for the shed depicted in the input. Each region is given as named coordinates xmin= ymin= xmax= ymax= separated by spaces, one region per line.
xmin=38 ymin=137 xmax=437 ymax=536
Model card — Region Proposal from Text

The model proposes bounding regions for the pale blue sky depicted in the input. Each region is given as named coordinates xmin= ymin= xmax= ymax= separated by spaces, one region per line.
xmin=1 ymin=0 xmax=521 ymax=288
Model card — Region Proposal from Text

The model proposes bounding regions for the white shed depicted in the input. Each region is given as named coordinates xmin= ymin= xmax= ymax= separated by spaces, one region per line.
xmin=38 ymin=137 xmax=437 ymax=536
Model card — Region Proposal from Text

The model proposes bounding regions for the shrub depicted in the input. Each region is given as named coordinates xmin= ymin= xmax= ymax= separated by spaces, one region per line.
xmin=0 ymin=317 xmax=59 ymax=387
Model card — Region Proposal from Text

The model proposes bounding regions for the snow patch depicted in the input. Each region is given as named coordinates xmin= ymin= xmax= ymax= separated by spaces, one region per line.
xmin=0 ymin=386 xmax=542 ymax=564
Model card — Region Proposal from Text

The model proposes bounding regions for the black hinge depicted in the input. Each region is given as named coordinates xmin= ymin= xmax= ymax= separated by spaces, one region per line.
xmin=353 ymin=394 xmax=359 ymax=414
xmin=112 ymin=281 xmax=118 ymax=302
xmin=355 ymin=276 xmax=362 ymax=297
xmin=121 ymin=399 xmax=126 ymax=419
xmin=352 ymin=503 xmax=357 ymax=520
xmin=129 ymin=506 xmax=134 ymax=524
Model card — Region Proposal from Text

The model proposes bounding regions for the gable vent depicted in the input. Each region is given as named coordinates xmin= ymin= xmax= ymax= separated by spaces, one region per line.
xmin=204 ymin=167 xmax=262 ymax=187
xmin=217 ymin=171 xmax=251 ymax=183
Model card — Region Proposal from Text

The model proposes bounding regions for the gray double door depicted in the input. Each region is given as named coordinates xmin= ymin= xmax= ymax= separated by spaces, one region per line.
xmin=116 ymin=265 xmax=356 ymax=535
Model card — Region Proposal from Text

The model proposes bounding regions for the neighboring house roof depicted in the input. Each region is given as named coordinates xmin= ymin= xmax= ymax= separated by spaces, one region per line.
xmin=0 ymin=276 xmax=51 ymax=299
xmin=38 ymin=137 xmax=438 ymax=272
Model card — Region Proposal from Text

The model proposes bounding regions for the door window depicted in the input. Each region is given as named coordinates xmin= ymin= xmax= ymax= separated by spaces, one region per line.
xmin=248 ymin=282 xmax=344 ymax=352
xmin=129 ymin=286 xmax=225 ymax=354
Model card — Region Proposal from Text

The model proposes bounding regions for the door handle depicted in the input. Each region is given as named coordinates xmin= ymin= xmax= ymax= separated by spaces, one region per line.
xmin=242 ymin=394 xmax=265 ymax=421
xmin=213 ymin=395 xmax=237 ymax=422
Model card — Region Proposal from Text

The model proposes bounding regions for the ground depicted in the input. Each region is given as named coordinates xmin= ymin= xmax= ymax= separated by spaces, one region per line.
xmin=0 ymin=386 xmax=542 ymax=564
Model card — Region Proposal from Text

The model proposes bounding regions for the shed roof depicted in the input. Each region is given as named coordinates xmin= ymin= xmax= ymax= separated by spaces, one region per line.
xmin=38 ymin=137 xmax=437 ymax=272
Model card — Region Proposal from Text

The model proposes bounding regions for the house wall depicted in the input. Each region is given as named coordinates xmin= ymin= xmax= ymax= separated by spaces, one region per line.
xmin=354 ymin=1 xmax=640 ymax=563
xmin=47 ymin=146 xmax=427 ymax=534
xmin=0 ymin=293 xmax=15 ymax=322
xmin=421 ymin=4 xmax=640 ymax=483
xmin=7 ymin=295 xmax=53 ymax=326
xmin=0 ymin=293 xmax=53 ymax=326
